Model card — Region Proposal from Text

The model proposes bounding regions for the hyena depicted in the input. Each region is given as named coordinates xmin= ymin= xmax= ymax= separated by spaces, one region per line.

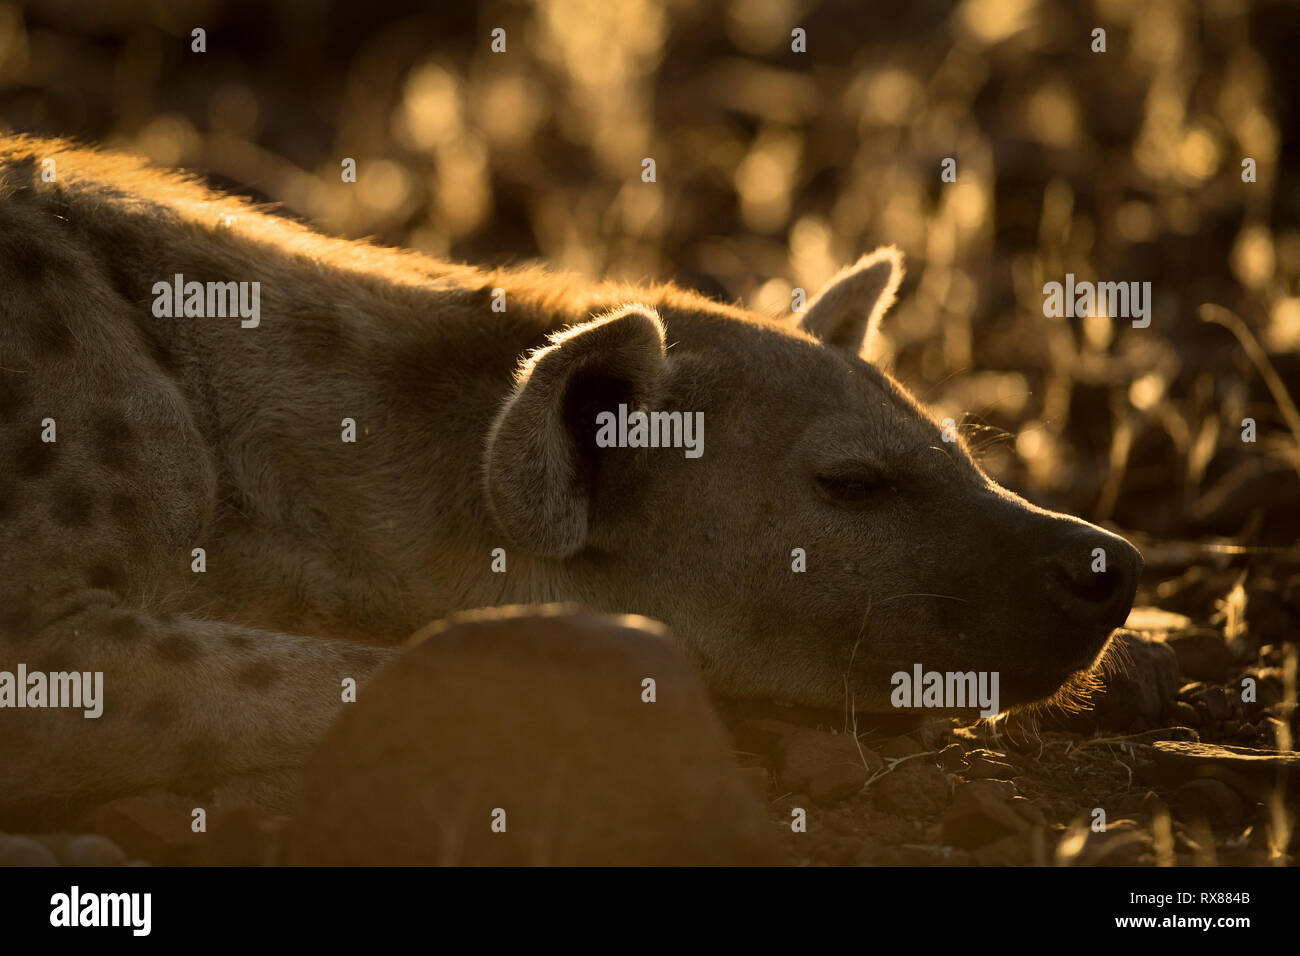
xmin=0 ymin=136 xmax=1141 ymax=821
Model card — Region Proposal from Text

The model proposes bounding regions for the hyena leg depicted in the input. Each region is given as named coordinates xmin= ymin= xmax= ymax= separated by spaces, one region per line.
xmin=0 ymin=201 xmax=392 ymax=821
xmin=0 ymin=604 xmax=394 ymax=819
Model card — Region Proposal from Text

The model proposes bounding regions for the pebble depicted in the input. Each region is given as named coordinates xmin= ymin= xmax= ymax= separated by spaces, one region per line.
xmin=1082 ymin=631 xmax=1179 ymax=730
xmin=873 ymin=760 xmax=950 ymax=817
xmin=878 ymin=735 xmax=924 ymax=759
xmin=1170 ymin=779 xmax=1246 ymax=831
xmin=37 ymin=833 xmax=127 ymax=867
xmin=76 ymin=790 xmax=202 ymax=865
xmin=1166 ymin=629 xmax=1234 ymax=682
xmin=0 ymin=834 xmax=59 ymax=867
xmin=941 ymin=781 xmax=1028 ymax=848
xmin=775 ymin=730 xmax=879 ymax=796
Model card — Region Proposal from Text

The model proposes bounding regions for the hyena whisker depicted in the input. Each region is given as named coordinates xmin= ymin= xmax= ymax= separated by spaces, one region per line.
xmin=876 ymin=593 xmax=970 ymax=605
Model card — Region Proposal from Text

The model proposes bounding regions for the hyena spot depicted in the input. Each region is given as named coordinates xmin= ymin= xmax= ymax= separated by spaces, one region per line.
xmin=0 ymin=375 xmax=27 ymax=419
xmin=10 ymin=242 xmax=46 ymax=282
xmin=31 ymin=648 xmax=76 ymax=674
xmin=93 ymin=415 xmax=135 ymax=472
xmin=103 ymin=611 xmax=147 ymax=643
xmin=86 ymin=564 xmax=124 ymax=590
xmin=223 ymin=633 xmax=254 ymax=650
xmin=136 ymin=693 xmax=179 ymax=729
xmin=109 ymin=493 xmax=139 ymax=525
xmin=14 ymin=433 xmax=60 ymax=477
xmin=26 ymin=313 xmax=74 ymax=356
xmin=0 ymin=479 xmax=16 ymax=524
xmin=0 ymin=604 xmax=36 ymax=642
xmin=51 ymin=484 xmax=95 ymax=528
xmin=156 ymin=634 xmax=202 ymax=663
xmin=295 ymin=313 xmax=351 ymax=370
xmin=175 ymin=736 xmax=228 ymax=790
xmin=234 ymin=658 xmax=281 ymax=690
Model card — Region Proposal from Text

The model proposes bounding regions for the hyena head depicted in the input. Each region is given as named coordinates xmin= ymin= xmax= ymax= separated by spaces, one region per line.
xmin=484 ymin=248 xmax=1142 ymax=715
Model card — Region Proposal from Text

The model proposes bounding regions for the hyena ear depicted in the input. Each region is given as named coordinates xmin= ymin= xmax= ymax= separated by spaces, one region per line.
xmin=797 ymin=246 xmax=903 ymax=357
xmin=484 ymin=306 xmax=667 ymax=557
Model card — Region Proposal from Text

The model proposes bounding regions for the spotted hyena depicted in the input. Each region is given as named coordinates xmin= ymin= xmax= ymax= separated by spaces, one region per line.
xmin=0 ymin=136 xmax=1141 ymax=820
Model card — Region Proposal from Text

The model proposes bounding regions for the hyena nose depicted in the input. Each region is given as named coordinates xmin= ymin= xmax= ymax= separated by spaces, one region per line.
xmin=1046 ymin=526 xmax=1143 ymax=630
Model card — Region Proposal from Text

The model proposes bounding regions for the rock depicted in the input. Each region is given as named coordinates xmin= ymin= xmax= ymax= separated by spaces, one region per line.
xmin=874 ymin=844 xmax=972 ymax=866
xmin=942 ymin=781 xmax=1029 ymax=848
xmin=196 ymin=808 xmax=280 ymax=866
xmin=1190 ymin=685 xmax=1235 ymax=723
xmin=878 ymin=735 xmax=923 ymax=759
xmin=0 ymin=834 xmax=59 ymax=866
xmin=965 ymin=754 xmax=1017 ymax=780
xmin=1009 ymin=796 xmax=1047 ymax=827
xmin=1166 ymin=629 xmax=1234 ymax=682
xmin=873 ymin=760 xmax=950 ymax=817
xmin=967 ymin=778 xmax=1018 ymax=801
xmin=938 ymin=743 xmax=968 ymax=771
xmin=1151 ymin=741 xmax=1300 ymax=784
xmin=1170 ymin=779 xmax=1246 ymax=831
xmin=775 ymin=730 xmax=878 ymax=794
xmin=285 ymin=607 xmax=778 ymax=865
xmin=1117 ymin=726 xmax=1199 ymax=744
xmin=913 ymin=717 xmax=954 ymax=750
xmin=972 ymin=832 xmax=1036 ymax=865
xmin=731 ymin=718 xmax=800 ymax=755
xmin=36 ymin=833 xmax=126 ymax=867
xmin=810 ymin=763 xmax=868 ymax=805
xmin=1170 ymin=702 xmax=1201 ymax=727
xmin=1081 ymin=822 xmax=1154 ymax=865
xmin=76 ymin=790 xmax=202 ymax=864
xmin=1082 ymin=631 xmax=1179 ymax=730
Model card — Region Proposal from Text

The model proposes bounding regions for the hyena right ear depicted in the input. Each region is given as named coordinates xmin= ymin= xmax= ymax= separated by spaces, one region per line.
xmin=798 ymin=246 xmax=903 ymax=358
xmin=484 ymin=306 xmax=667 ymax=557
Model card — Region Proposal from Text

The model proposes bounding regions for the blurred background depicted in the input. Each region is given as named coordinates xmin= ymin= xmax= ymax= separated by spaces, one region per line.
xmin=2 ymin=0 xmax=1299 ymax=552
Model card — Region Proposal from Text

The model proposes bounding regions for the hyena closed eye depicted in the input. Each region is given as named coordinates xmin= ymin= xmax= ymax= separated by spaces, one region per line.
xmin=0 ymin=136 xmax=1141 ymax=819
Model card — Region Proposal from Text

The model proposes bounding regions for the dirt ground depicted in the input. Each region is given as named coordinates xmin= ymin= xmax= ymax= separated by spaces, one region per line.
xmin=1 ymin=0 xmax=1297 ymax=866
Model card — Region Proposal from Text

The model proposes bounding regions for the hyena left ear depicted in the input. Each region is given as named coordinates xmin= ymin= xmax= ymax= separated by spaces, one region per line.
xmin=484 ymin=305 xmax=666 ymax=558
xmin=797 ymin=246 xmax=903 ymax=358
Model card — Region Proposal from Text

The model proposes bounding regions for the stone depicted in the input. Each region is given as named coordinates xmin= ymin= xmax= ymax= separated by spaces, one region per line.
xmin=36 ymin=833 xmax=126 ymax=867
xmin=285 ymin=607 xmax=778 ymax=865
xmin=965 ymin=754 xmax=1017 ymax=780
xmin=810 ymin=763 xmax=868 ymax=805
xmin=878 ymin=735 xmax=923 ymax=759
xmin=1151 ymin=741 xmax=1300 ymax=784
xmin=942 ymin=781 xmax=1029 ymax=848
xmin=1081 ymin=631 xmax=1179 ymax=730
xmin=76 ymin=790 xmax=202 ymax=865
xmin=1170 ymin=779 xmax=1246 ymax=831
xmin=731 ymin=718 xmax=800 ymax=755
xmin=1165 ymin=629 xmax=1234 ymax=682
xmin=0 ymin=834 xmax=59 ymax=866
xmin=874 ymin=760 xmax=950 ymax=818
xmin=775 ymin=730 xmax=879 ymax=793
